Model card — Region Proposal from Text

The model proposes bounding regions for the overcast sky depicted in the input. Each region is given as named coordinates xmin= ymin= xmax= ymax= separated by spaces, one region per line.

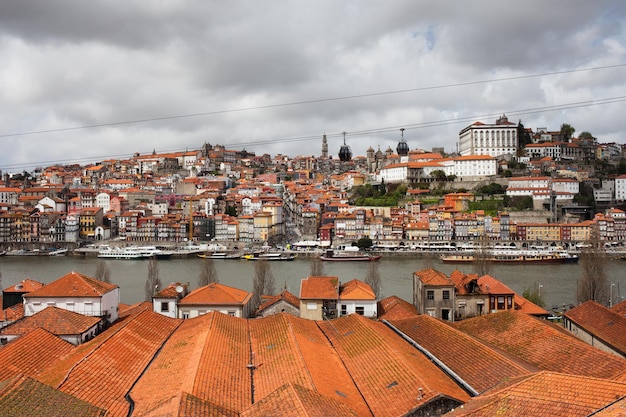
xmin=2 ymin=1 xmax=626 ymax=172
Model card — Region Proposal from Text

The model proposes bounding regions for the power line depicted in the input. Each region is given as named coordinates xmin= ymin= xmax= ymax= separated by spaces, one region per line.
xmin=2 ymin=95 xmax=625 ymax=171
xmin=1 ymin=63 xmax=625 ymax=139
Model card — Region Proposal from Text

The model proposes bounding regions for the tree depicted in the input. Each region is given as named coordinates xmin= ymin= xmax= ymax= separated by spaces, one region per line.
xmin=94 ymin=261 xmax=112 ymax=283
xmin=198 ymin=258 xmax=218 ymax=287
xmin=576 ymin=228 xmax=609 ymax=305
xmin=560 ymin=123 xmax=575 ymax=140
xmin=522 ymin=282 xmax=546 ymax=308
xmin=357 ymin=237 xmax=373 ymax=250
xmin=579 ymin=131 xmax=594 ymax=140
xmin=225 ymin=205 xmax=237 ymax=216
xmin=144 ymin=258 xmax=162 ymax=301
xmin=472 ymin=235 xmax=493 ymax=277
xmin=365 ymin=262 xmax=381 ymax=299
xmin=309 ymin=256 xmax=324 ymax=277
xmin=252 ymin=260 xmax=275 ymax=312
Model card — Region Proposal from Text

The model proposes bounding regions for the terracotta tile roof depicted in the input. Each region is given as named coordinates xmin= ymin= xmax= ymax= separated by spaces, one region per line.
xmin=565 ymin=301 xmax=626 ymax=354
xmin=319 ymin=314 xmax=469 ymax=417
xmin=377 ymin=295 xmax=418 ymax=320
xmin=179 ymin=282 xmax=252 ymax=306
xmin=299 ymin=276 xmax=339 ymax=300
xmin=241 ymin=383 xmax=356 ymax=417
xmin=445 ymin=371 xmax=626 ymax=417
xmin=0 ymin=306 xmax=100 ymax=337
xmin=511 ymin=294 xmax=549 ymax=316
xmin=611 ymin=299 xmax=626 ymax=317
xmin=3 ymin=278 xmax=45 ymax=293
xmin=37 ymin=310 xmax=180 ymax=416
xmin=1 ymin=303 xmax=24 ymax=322
xmin=25 ymin=271 xmax=118 ymax=298
xmin=256 ymin=290 xmax=300 ymax=312
xmin=130 ymin=312 xmax=242 ymax=416
xmin=387 ymin=315 xmax=532 ymax=394
xmin=591 ymin=396 xmax=626 ymax=416
xmin=0 ymin=376 xmax=107 ymax=417
xmin=192 ymin=312 xmax=252 ymax=412
xmin=454 ymin=310 xmax=626 ymax=379
xmin=339 ymin=279 xmax=375 ymax=300
xmin=414 ymin=268 xmax=453 ymax=286
xmin=477 ymin=274 xmax=514 ymax=295
xmin=0 ymin=328 xmax=74 ymax=381
xmin=117 ymin=301 xmax=152 ymax=319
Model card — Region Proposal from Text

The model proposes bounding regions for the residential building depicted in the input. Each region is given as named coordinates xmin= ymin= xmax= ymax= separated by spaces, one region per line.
xmin=564 ymin=301 xmax=626 ymax=358
xmin=413 ymin=268 xmax=455 ymax=321
xmin=23 ymin=271 xmax=120 ymax=324
xmin=177 ymin=282 xmax=253 ymax=318
xmin=299 ymin=276 xmax=339 ymax=320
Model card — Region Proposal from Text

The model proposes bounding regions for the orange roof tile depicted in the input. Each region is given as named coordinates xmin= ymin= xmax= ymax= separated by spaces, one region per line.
xmin=565 ymin=301 xmax=626 ymax=354
xmin=454 ymin=310 xmax=626 ymax=379
xmin=0 ymin=328 xmax=74 ymax=381
xmin=0 ymin=306 xmax=100 ymax=337
xmin=414 ymin=268 xmax=453 ymax=286
xmin=377 ymin=296 xmax=418 ymax=320
xmin=241 ymin=383 xmax=356 ymax=417
xmin=179 ymin=283 xmax=252 ymax=306
xmin=3 ymin=278 xmax=44 ymax=293
xmin=257 ymin=290 xmax=300 ymax=312
xmin=446 ymin=371 xmax=626 ymax=417
xmin=387 ymin=315 xmax=531 ymax=394
xmin=319 ymin=314 xmax=469 ymax=416
xmin=340 ymin=279 xmax=375 ymax=301
xmin=25 ymin=271 xmax=117 ymax=298
xmin=299 ymin=276 xmax=339 ymax=300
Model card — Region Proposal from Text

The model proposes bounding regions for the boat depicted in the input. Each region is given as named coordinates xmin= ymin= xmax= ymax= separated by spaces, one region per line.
xmin=440 ymin=248 xmax=579 ymax=264
xmin=97 ymin=246 xmax=146 ymax=260
xmin=0 ymin=250 xmax=5 ymax=256
xmin=319 ymin=250 xmax=382 ymax=262
xmin=5 ymin=248 xmax=68 ymax=256
xmin=242 ymin=252 xmax=296 ymax=261
xmin=134 ymin=246 xmax=173 ymax=259
xmin=197 ymin=252 xmax=242 ymax=260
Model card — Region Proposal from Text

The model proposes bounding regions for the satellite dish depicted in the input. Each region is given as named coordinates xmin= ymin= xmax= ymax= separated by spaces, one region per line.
xmin=175 ymin=285 xmax=184 ymax=293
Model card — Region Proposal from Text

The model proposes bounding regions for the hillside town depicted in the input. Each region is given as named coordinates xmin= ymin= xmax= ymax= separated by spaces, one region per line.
xmin=0 ymin=116 xmax=625 ymax=250
xmin=1 ymin=117 xmax=626 ymax=415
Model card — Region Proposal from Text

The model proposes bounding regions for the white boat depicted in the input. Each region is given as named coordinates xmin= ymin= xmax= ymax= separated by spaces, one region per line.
xmin=97 ymin=246 xmax=146 ymax=260
xmin=197 ymin=252 xmax=241 ymax=260
xmin=242 ymin=252 xmax=296 ymax=261
xmin=134 ymin=246 xmax=173 ymax=259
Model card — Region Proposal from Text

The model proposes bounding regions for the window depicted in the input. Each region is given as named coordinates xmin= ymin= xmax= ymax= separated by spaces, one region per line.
xmin=355 ymin=306 xmax=365 ymax=316
xmin=427 ymin=290 xmax=435 ymax=300
xmin=443 ymin=290 xmax=450 ymax=300
xmin=160 ymin=302 xmax=169 ymax=312
xmin=307 ymin=302 xmax=317 ymax=310
xmin=497 ymin=296 xmax=505 ymax=310
xmin=182 ymin=313 xmax=189 ymax=319
xmin=341 ymin=305 xmax=347 ymax=316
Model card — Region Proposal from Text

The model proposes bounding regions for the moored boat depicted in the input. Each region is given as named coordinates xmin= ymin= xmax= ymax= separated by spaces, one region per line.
xmin=440 ymin=248 xmax=578 ymax=264
xmin=320 ymin=250 xmax=381 ymax=262
xmin=242 ymin=252 xmax=296 ymax=261
xmin=197 ymin=252 xmax=242 ymax=260
xmin=97 ymin=246 xmax=146 ymax=260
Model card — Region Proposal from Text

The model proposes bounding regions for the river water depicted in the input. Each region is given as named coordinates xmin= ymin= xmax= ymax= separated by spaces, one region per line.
xmin=1 ymin=254 xmax=625 ymax=311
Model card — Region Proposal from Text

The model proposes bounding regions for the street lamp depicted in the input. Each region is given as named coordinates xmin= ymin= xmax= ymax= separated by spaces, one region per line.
xmin=538 ymin=283 xmax=543 ymax=298
xmin=610 ymin=283 xmax=615 ymax=307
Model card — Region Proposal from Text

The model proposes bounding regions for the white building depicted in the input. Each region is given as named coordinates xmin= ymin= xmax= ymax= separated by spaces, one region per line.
xmin=616 ymin=175 xmax=626 ymax=203
xmin=458 ymin=114 xmax=518 ymax=159
xmin=377 ymin=155 xmax=496 ymax=184
xmin=338 ymin=279 xmax=377 ymax=318
xmin=96 ymin=192 xmax=111 ymax=213
xmin=23 ymin=271 xmax=120 ymax=324
xmin=176 ymin=283 xmax=253 ymax=318
xmin=453 ymin=155 xmax=498 ymax=181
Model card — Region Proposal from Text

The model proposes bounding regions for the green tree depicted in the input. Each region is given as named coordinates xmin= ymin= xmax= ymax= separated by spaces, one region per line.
xmin=560 ymin=123 xmax=576 ymax=140
xmin=522 ymin=282 xmax=546 ymax=308
xmin=579 ymin=131 xmax=594 ymax=140
xmin=225 ymin=205 xmax=237 ymax=216
xmin=357 ymin=237 xmax=373 ymax=250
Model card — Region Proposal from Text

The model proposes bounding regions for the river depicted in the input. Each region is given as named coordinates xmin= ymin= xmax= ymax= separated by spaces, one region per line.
xmin=1 ymin=254 xmax=625 ymax=311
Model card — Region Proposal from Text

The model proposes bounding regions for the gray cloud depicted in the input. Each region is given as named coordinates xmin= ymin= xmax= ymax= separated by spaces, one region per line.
xmin=1 ymin=1 xmax=626 ymax=171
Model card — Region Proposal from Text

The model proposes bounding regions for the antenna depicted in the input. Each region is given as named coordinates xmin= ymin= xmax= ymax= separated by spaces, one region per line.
xmin=175 ymin=285 xmax=184 ymax=294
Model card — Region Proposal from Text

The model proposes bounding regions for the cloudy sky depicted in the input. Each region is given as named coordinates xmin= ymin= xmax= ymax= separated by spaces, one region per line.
xmin=2 ymin=1 xmax=626 ymax=172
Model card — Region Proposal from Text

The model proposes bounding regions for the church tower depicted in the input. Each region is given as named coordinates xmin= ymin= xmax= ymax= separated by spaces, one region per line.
xmin=321 ymin=134 xmax=329 ymax=159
